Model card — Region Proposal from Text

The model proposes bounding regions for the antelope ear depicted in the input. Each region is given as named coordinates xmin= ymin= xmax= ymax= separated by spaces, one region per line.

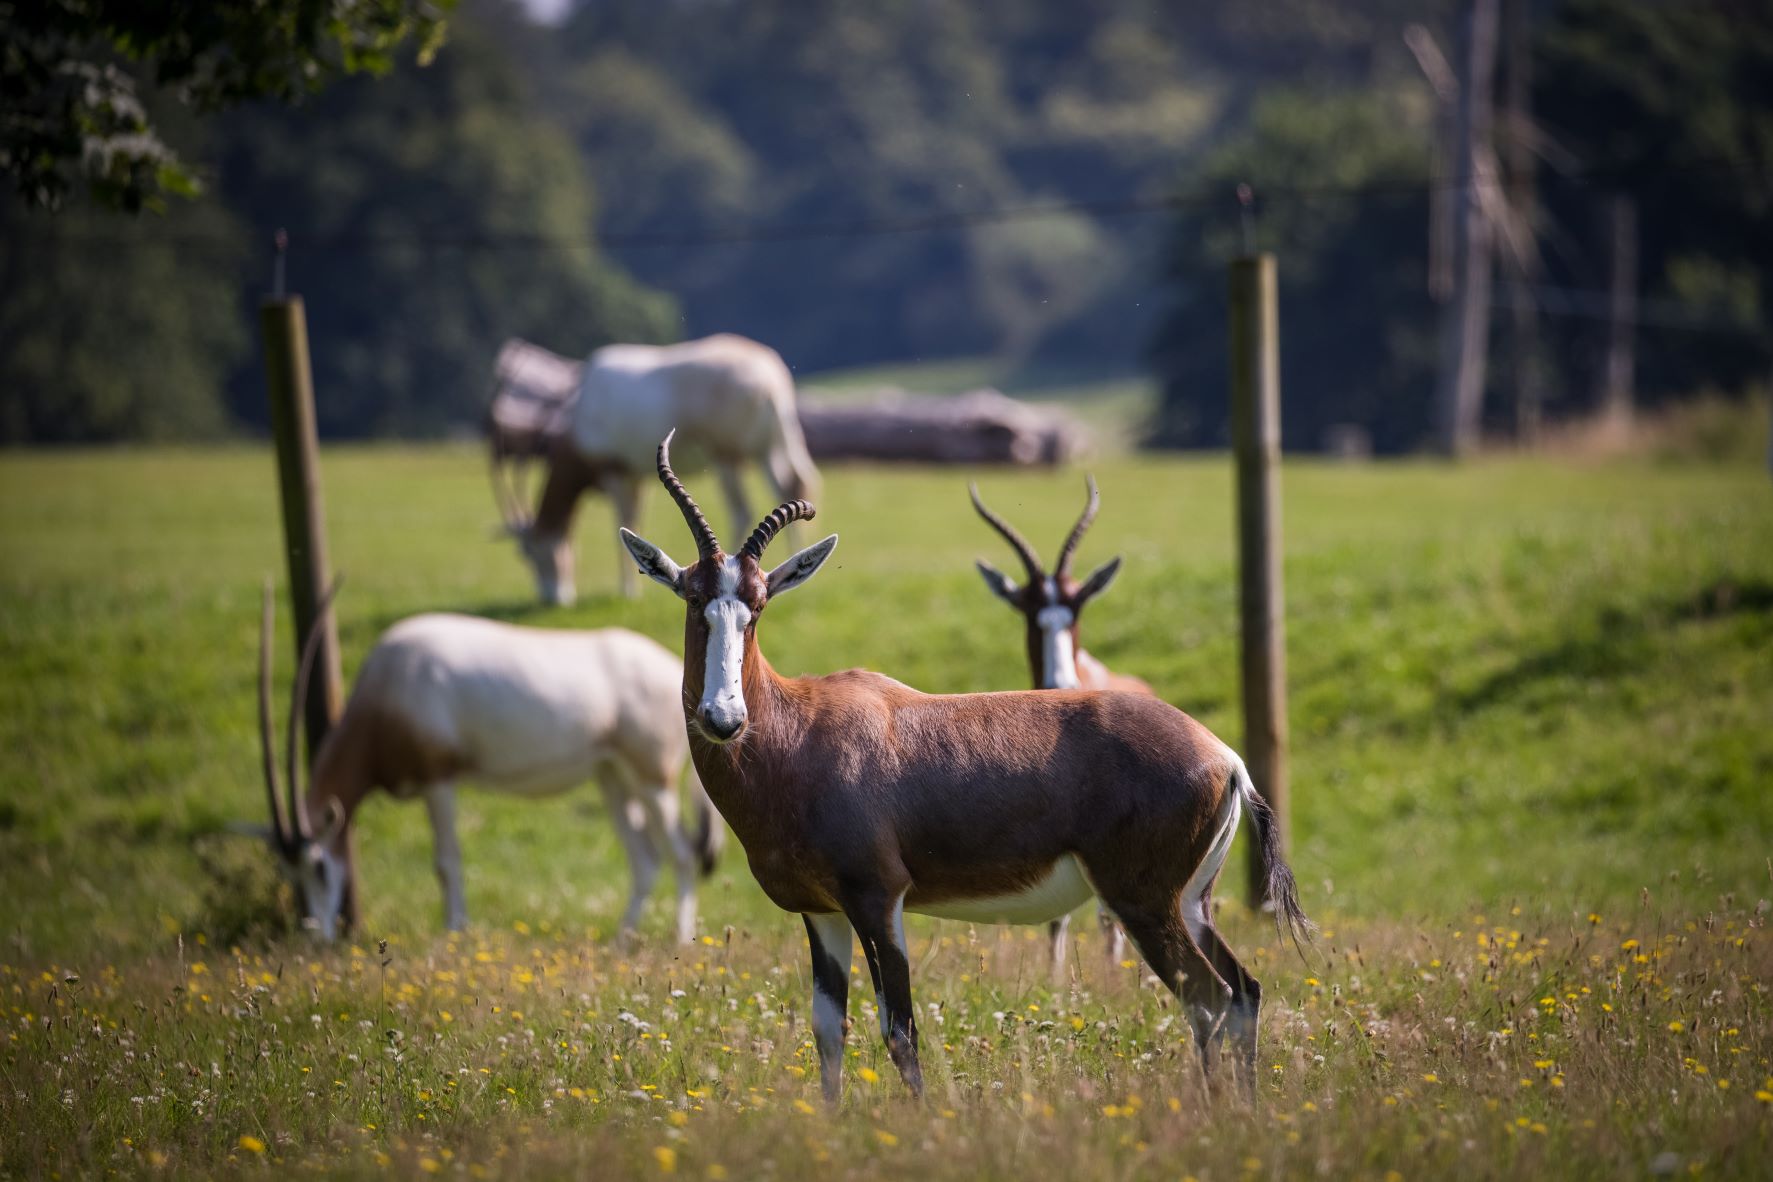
xmin=619 ymin=528 xmax=686 ymax=596
xmin=317 ymin=799 xmax=348 ymax=845
xmin=974 ymin=560 xmax=1020 ymax=606
xmin=766 ymin=534 xmax=838 ymax=598
xmin=1075 ymin=556 xmax=1122 ymax=603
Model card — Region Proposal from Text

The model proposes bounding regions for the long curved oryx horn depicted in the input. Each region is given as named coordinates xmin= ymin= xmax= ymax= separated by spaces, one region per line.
xmin=258 ymin=580 xmax=294 ymax=851
xmin=1054 ymin=474 xmax=1101 ymax=579
xmin=968 ymin=482 xmax=1044 ymax=582
xmin=657 ymin=430 xmax=722 ymax=559
xmin=286 ymin=575 xmax=344 ymax=840
xmin=740 ymin=499 xmax=817 ymax=561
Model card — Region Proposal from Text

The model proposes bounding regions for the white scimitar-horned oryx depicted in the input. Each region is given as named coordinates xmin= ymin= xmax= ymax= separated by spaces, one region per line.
xmin=246 ymin=587 xmax=722 ymax=943
xmin=495 ymin=333 xmax=821 ymax=604
xmin=620 ymin=433 xmax=1312 ymax=1103
xmin=970 ymin=475 xmax=1158 ymax=975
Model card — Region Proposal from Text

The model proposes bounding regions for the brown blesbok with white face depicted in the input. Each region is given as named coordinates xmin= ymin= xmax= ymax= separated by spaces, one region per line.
xmin=245 ymin=585 xmax=722 ymax=944
xmin=620 ymin=433 xmax=1311 ymax=1104
xmin=970 ymin=476 xmax=1158 ymax=975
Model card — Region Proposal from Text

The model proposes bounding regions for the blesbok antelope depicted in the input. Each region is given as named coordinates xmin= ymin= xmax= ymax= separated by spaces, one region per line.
xmin=970 ymin=476 xmax=1156 ymax=974
xmin=245 ymin=586 xmax=722 ymax=943
xmin=620 ymin=433 xmax=1311 ymax=1103
xmin=495 ymin=333 xmax=820 ymax=604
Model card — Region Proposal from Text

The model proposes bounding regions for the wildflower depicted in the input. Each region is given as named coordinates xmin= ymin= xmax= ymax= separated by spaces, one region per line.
xmin=792 ymin=1099 xmax=817 ymax=1115
xmin=1422 ymin=1073 xmax=1439 ymax=1084
xmin=874 ymin=1129 xmax=899 ymax=1147
xmin=1669 ymin=1020 xmax=1686 ymax=1033
xmin=237 ymin=1136 xmax=266 ymax=1155
xmin=858 ymin=1067 xmax=880 ymax=1084
xmin=653 ymin=1147 xmax=677 ymax=1174
xmin=1754 ymin=1090 xmax=1773 ymax=1103
xmin=419 ymin=1160 xmax=442 ymax=1175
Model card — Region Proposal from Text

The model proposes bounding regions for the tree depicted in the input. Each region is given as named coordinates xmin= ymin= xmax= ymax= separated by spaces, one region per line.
xmin=0 ymin=0 xmax=453 ymax=212
xmin=1149 ymin=90 xmax=1438 ymax=453
xmin=213 ymin=11 xmax=676 ymax=438
xmin=0 ymin=193 xmax=248 ymax=442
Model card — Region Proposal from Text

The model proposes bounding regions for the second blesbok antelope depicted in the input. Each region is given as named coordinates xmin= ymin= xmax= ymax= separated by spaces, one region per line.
xmin=620 ymin=433 xmax=1310 ymax=1104
xmin=970 ymin=475 xmax=1157 ymax=974
xmin=244 ymin=587 xmax=722 ymax=943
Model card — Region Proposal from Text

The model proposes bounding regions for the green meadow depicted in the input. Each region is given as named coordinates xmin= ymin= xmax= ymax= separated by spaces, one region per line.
xmin=2 ymin=445 xmax=1770 ymax=1178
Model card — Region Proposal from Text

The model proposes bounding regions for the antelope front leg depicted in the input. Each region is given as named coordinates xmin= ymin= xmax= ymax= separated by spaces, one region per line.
xmin=424 ymin=786 xmax=467 ymax=932
xmin=804 ymin=913 xmax=854 ymax=1105
xmin=635 ymin=780 xmax=700 ymax=944
xmin=847 ymin=890 xmax=924 ymax=1098
xmin=1048 ymin=915 xmax=1071 ymax=983
xmin=610 ymin=477 xmax=642 ymax=599
xmin=601 ymin=783 xmax=660 ymax=943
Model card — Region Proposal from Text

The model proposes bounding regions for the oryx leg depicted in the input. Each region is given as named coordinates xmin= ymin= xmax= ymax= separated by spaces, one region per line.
xmin=633 ymin=773 xmax=700 ymax=944
xmin=600 ymin=778 xmax=660 ymax=943
xmin=713 ymin=461 xmax=753 ymax=543
xmin=609 ymin=476 xmax=642 ymax=599
xmin=1048 ymin=915 xmax=1070 ymax=983
xmin=1100 ymin=904 xmax=1127 ymax=967
xmin=804 ymin=913 xmax=854 ymax=1105
xmin=424 ymin=786 xmax=467 ymax=932
xmin=846 ymin=888 xmax=923 ymax=1098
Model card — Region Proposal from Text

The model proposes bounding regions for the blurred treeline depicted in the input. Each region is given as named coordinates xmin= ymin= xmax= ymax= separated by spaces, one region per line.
xmin=1 ymin=0 xmax=1767 ymax=448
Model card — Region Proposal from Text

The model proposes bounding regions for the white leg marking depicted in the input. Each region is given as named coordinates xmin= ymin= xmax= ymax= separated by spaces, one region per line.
xmin=425 ymin=785 xmax=467 ymax=931
xmin=1049 ymin=914 xmax=1071 ymax=980
xmin=806 ymin=913 xmax=853 ymax=1092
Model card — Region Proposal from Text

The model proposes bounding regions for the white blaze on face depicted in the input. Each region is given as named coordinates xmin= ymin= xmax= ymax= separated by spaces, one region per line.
xmin=1038 ymin=578 xmax=1080 ymax=689
xmin=700 ymin=555 xmax=752 ymax=738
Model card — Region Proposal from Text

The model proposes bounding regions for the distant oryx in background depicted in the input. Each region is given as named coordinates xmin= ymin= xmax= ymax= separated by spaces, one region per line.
xmin=492 ymin=333 xmax=820 ymax=604
xmin=244 ymin=585 xmax=722 ymax=942
xmin=970 ymin=476 xmax=1156 ymax=974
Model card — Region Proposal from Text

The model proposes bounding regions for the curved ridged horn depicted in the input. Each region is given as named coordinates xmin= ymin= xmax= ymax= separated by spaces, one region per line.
xmin=258 ymin=580 xmax=293 ymax=851
xmin=286 ymin=576 xmax=344 ymax=840
xmin=968 ymin=482 xmax=1044 ymax=582
xmin=657 ymin=430 xmax=721 ymax=559
xmin=1054 ymin=474 xmax=1101 ymax=579
xmin=740 ymin=499 xmax=817 ymax=561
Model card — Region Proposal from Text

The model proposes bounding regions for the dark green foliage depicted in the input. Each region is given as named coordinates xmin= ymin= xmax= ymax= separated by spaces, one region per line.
xmin=0 ymin=194 xmax=247 ymax=443
xmin=1149 ymin=91 xmax=1437 ymax=451
xmin=0 ymin=0 xmax=453 ymax=211
xmin=212 ymin=17 xmax=678 ymax=438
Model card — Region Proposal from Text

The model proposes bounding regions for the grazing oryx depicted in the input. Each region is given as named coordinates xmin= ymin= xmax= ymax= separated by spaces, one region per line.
xmin=246 ymin=587 xmax=722 ymax=943
xmin=496 ymin=333 xmax=820 ymax=604
xmin=620 ymin=433 xmax=1311 ymax=1104
xmin=970 ymin=476 xmax=1155 ymax=975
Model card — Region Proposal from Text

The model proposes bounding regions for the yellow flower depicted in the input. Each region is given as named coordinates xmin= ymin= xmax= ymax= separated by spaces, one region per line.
xmin=1422 ymin=1073 xmax=1439 ymax=1083
xmin=419 ymin=1160 xmax=442 ymax=1175
xmin=706 ymin=1167 xmax=728 ymax=1181
xmin=653 ymin=1147 xmax=678 ymax=1174
xmin=1669 ymin=1020 xmax=1686 ymax=1033
xmin=792 ymin=1099 xmax=817 ymax=1115
xmin=858 ymin=1067 xmax=880 ymax=1084
xmin=237 ymin=1136 xmax=266 ymax=1155
xmin=873 ymin=1129 xmax=899 ymax=1147
xmin=668 ymin=1111 xmax=689 ymax=1127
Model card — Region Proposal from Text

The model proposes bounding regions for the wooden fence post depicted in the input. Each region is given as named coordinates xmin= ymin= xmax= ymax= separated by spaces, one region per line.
xmin=261 ymin=292 xmax=343 ymax=758
xmin=1228 ymin=252 xmax=1291 ymax=909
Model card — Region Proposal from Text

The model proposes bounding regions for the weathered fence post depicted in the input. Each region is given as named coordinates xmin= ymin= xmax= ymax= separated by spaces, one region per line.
xmin=1228 ymin=249 xmax=1290 ymax=910
xmin=261 ymin=238 xmax=343 ymax=758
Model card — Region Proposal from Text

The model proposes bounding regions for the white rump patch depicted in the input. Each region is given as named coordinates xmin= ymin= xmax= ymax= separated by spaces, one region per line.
xmin=1180 ymin=777 xmax=1242 ymax=943
xmin=910 ymin=856 xmax=1096 ymax=926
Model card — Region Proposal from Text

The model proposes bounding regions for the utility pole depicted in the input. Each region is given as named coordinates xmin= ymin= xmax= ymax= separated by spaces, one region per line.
xmin=260 ymin=231 xmax=343 ymax=757
xmin=1228 ymin=239 xmax=1290 ymax=910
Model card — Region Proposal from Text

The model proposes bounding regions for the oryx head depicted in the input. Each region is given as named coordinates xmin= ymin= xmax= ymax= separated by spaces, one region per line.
xmin=969 ymin=476 xmax=1122 ymax=690
xmin=620 ymin=431 xmax=837 ymax=745
xmin=240 ymin=580 xmax=352 ymax=939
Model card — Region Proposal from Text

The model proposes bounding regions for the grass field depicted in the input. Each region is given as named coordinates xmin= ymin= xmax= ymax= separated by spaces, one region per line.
xmin=2 ymin=445 xmax=1771 ymax=1178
